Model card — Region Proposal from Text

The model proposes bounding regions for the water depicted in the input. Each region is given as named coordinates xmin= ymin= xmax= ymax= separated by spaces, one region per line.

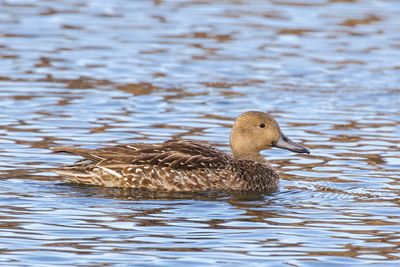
xmin=1 ymin=0 xmax=400 ymax=266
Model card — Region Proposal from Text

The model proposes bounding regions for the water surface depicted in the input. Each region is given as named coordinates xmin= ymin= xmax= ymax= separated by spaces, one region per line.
xmin=0 ymin=0 xmax=400 ymax=266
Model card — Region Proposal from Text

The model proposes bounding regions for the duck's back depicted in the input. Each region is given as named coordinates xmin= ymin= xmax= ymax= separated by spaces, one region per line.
xmin=54 ymin=140 xmax=229 ymax=190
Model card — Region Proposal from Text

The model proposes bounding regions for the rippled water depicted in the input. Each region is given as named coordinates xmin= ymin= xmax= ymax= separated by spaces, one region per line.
xmin=1 ymin=0 xmax=400 ymax=265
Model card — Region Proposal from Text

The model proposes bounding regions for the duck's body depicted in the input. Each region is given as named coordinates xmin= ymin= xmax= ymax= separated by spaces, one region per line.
xmin=53 ymin=111 xmax=309 ymax=192
xmin=53 ymin=140 xmax=279 ymax=192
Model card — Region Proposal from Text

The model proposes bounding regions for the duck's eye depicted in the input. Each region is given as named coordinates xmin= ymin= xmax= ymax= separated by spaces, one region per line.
xmin=259 ymin=123 xmax=266 ymax=128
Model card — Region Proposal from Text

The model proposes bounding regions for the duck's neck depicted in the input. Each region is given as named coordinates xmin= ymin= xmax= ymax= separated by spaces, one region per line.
xmin=229 ymin=130 xmax=267 ymax=163
xmin=231 ymin=149 xmax=266 ymax=163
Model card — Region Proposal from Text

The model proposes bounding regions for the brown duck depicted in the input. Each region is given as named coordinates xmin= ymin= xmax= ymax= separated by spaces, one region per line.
xmin=53 ymin=111 xmax=309 ymax=192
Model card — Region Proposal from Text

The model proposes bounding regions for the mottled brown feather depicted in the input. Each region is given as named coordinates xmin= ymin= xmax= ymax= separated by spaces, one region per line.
xmin=52 ymin=139 xmax=279 ymax=192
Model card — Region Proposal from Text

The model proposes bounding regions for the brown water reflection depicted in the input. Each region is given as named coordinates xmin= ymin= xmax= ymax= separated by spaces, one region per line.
xmin=1 ymin=0 xmax=400 ymax=266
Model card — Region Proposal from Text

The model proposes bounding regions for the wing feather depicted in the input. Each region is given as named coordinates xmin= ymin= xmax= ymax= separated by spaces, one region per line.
xmin=53 ymin=139 xmax=231 ymax=171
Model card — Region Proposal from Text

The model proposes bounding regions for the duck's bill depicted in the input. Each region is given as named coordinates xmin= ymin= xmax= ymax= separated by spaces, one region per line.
xmin=274 ymin=133 xmax=310 ymax=154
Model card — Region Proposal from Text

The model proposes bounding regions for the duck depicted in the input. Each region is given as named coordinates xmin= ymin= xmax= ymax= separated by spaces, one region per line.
xmin=52 ymin=111 xmax=309 ymax=192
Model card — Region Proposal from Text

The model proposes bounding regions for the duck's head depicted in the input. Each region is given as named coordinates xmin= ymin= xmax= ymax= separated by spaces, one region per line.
xmin=230 ymin=111 xmax=310 ymax=161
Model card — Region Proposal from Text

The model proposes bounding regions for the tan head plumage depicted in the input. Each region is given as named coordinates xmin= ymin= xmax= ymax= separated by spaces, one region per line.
xmin=230 ymin=111 xmax=309 ymax=161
